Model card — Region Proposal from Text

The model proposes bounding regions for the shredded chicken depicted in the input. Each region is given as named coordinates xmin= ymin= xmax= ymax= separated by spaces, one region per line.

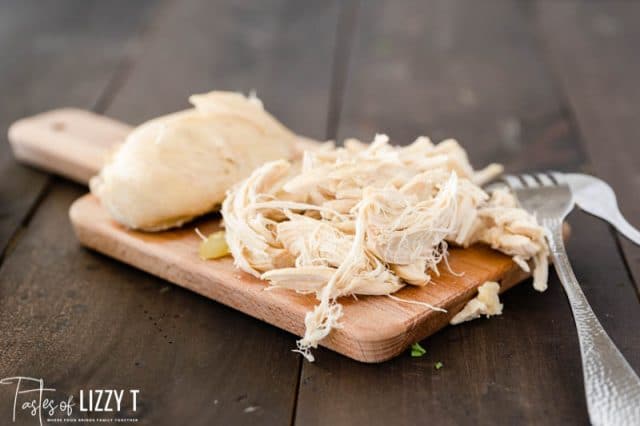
xmin=450 ymin=281 xmax=504 ymax=325
xmin=221 ymin=134 xmax=549 ymax=361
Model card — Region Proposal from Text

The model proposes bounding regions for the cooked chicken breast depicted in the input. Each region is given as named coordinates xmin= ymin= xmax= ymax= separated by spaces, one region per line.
xmin=90 ymin=91 xmax=297 ymax=231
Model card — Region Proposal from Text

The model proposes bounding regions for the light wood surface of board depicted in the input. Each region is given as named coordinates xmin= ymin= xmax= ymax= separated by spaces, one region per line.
xmin=10 ymin=108 xmax=533 ymax=362
xmin=9 ymin=108 xmax=131 ymax=184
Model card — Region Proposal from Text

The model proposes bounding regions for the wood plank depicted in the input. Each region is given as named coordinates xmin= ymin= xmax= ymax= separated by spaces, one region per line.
xmin=106 ymin=0 xmax=336 ymax=141
xmin=0 ymin=182 xmax=303 ymax=424
xmin=295 ymin=1 xmax=640 ymax=425
xmin=99 ymin=0 xmax=341 ymax=421
xmin=536 ymin=1 xmax=640 ymax=292
xmin=1 ymin=0 xmax=340 ymax=424
xmin=0 ymin=0 xmax=156 ymax=260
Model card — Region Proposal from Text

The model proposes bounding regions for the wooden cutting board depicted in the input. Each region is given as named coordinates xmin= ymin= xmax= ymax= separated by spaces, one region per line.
xmin=8 ymin=108 xmax=532 ymax=363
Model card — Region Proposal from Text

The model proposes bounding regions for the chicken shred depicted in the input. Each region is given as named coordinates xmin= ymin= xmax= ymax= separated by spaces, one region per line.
xmin=450 ymin=281 xmax=504 ymax=325
xmin=221 ymin=135 xmax=549 ymax=361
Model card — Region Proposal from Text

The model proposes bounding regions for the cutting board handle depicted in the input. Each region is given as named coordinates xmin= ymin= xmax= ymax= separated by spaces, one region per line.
xmin=8 ymin=109 xmax=132 ymax=185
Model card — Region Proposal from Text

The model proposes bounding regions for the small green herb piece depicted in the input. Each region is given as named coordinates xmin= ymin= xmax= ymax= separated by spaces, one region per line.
xmin=434 ymin=361 xmax=443 ymax=370
xmin=410 ymin=342 xmax=426 ymax=357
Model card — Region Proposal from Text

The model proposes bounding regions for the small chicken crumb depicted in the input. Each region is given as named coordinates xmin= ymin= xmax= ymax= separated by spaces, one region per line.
xmin=450 ymin=281 xmax=504 ymax=325
xmin=197 ymin=229 xmax=230 ymax=260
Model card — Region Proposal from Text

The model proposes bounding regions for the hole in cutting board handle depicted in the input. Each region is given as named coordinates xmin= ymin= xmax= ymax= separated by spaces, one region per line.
xmin=51 ymin=121 xmax=66 ymax=131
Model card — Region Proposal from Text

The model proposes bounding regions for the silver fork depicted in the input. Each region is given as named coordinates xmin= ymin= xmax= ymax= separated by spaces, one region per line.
xmin=503 ymin=172 xmax=640 ymax=426
xmin=562 ymin=173 xmax=640 ymax=246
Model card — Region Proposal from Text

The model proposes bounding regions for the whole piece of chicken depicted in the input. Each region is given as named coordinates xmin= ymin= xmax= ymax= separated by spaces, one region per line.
xmin=90 ymin=91 xmax=298 ymax=231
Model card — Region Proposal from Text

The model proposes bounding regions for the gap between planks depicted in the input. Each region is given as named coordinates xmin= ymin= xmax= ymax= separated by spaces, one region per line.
xmin=0 ymin=1 xmax=166 ymax=269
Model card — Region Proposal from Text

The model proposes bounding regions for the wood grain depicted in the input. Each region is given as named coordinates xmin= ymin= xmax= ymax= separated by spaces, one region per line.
xmin=105 ymin=0 xmax=338 ymax=141
xmin=3 ymin=1 xmax=640 ymax=425
xmin=2 ymin=0 xmax=342 ymax=424
xmin=537 ymin=1 xmax=640 ymax=293
xmin=293 ymin=2 xmax=636 ymax=425
xmin=0 ymin=0 xmax=155 ymax=261
xmin=0 ymin=181 xmax=304 ymax=425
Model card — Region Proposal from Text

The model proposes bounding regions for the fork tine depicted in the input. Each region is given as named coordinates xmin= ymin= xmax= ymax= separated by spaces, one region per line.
xmin=521 ymin=174 xmax=539 ymax=188
xmin=550 ymin=171 xmax=565 ymax=184
xmin=503 ymin=174 xmax=523 ymax=189
xmin=536 ymin=173 xmax=554 ymax=187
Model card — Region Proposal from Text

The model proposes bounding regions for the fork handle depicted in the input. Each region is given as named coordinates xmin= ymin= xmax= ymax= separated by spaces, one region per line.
xmin=611 ymin=210 xmax=640 ymax=247
xmin=577 ymin=199 xmax=640 ymax=247
xmin=547 ymin=221 xmax=640 ymax=425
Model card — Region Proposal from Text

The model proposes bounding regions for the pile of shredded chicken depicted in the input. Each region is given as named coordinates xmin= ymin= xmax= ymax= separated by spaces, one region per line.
xmin=221 ymin=135 xmax=549 ymax=361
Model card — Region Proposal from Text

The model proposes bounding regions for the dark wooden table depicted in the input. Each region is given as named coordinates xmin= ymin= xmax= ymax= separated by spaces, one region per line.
xmin=2 ymin=1 xmax=639 ymax=425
